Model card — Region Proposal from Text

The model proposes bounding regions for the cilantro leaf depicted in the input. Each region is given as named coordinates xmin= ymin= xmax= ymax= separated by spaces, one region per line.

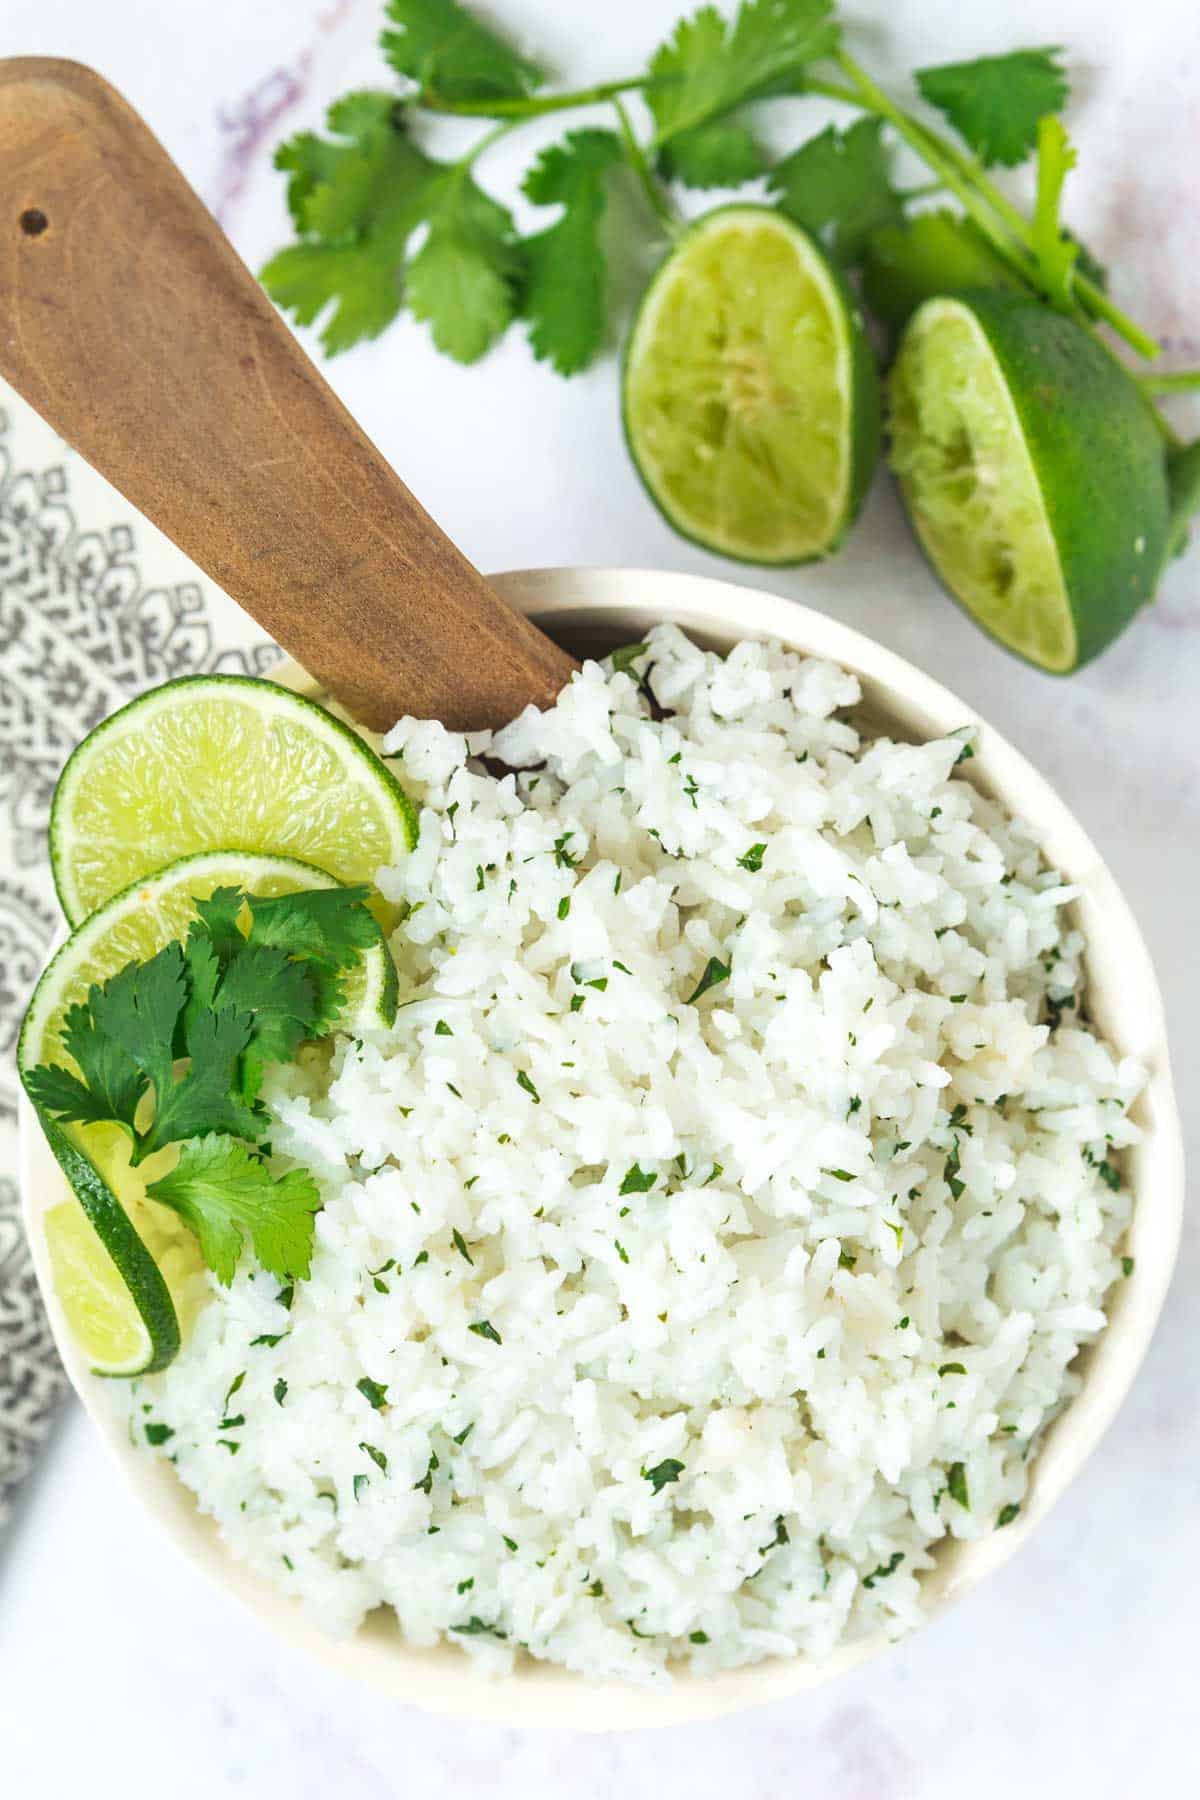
xmin=79 ymin=946 xmax=187 ymax=1127
xmin=380 ymin=0 xmax=543 ymax=107
xmin=259 ymin=238 xmax=406 ymax=355
xmin=241 ymin=886 xmax=378 ymax=967
xmin=520 ymin=130 xmax=622 ymax=375
xmin=647 ymin=0 xmax=840 ymax=176
xmin=642 ymin=1457 xmax=685 ymax=1494
xmin=862 ymin=1549 xmax=904 ymax=1589
xmin=266 ymin=94 xmax=521 ymax=362
xmin=147 ymin=1135 xmax=322 ymax=1286
xmin=214 ymin=944 xmax=319 ymax=1099
xmin=915 ymin=48 xmax=1069 ymax=169
xmin=658 ymin=120 xmax=766 ymax=189
xmin=685 ymin=956 xmax=731 ymax=1003
xmin=21 ymin=1060 xmax=119 ymax=1132
xmin=405 ymin=166 xmax=524 ymax=363
xmin=143 ymin=1004 xmax=261 ymax=1155
xmin=27 ymin=946 xmax=187 ymax=1142
xmin=862 ymin=209 xmax=1023 ymax=337
xmin=618 ymin=1163 xmax=657 ymax=1196
xmin=181 ymin=929 xmax=223 ymax=1042
xmin=769 ymin=118 xmax=903 ymax=264
xmin=275 ymin=132 xmax=344 ymax=232
xmin=262 ymin=95 xmax=433 ymax=354
xmin=191 ymin=886 xmax=249 ymax=966
xmin=1031 ymin=115 xmax=1078 ymax=305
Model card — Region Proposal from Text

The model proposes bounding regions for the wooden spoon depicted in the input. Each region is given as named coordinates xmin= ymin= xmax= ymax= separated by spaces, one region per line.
xmin=0 ymin=58 xmax=577 ymax=731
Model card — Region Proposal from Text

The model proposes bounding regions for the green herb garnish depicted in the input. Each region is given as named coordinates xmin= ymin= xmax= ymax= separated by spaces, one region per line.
xmin=451 ymin=1227 xmax=474 ymax=1265
xmin=862 ymin=1550 xmax=904 ymax=1589
xmin=642 ymin=1457 xmax=685 ymax=1494
xmin=450 ymin=1616 xmax=507 ymax=1638
xmin=260 ymin=0 xmax=1199 ymax=601
xmin=686 ymin=956 xmax=730 ymax=1004
xmin=619 ymin=1163 xmax=657 ymax=1196
xmin=25 ymin=884 xmax=384 ymax=1287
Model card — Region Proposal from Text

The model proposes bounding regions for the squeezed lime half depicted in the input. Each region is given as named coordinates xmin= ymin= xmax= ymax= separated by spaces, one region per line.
xmin=888 ymin=292 xmax=1170 ymax=671
xmin=622 ymin=205 xmax=879 ymax=564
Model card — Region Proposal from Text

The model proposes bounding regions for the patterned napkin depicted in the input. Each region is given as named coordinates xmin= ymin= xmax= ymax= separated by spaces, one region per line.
xmin=0 ymin=381 xmax=276 ymax=1526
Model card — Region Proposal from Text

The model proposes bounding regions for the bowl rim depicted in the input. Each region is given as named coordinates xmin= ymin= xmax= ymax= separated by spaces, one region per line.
xmin=19 ymin=564 xmax=1184 ymax=1731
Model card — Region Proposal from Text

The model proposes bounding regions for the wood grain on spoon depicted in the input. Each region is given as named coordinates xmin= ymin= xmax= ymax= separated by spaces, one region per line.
xmin=0 ymin=58 xmax=577 ymax=731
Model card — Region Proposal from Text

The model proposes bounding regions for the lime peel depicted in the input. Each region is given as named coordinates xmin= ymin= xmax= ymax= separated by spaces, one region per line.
xmin=40 ymin=1120 xmax=180 ymax=1377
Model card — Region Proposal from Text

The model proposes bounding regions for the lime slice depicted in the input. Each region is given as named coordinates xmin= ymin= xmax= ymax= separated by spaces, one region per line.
xmin=41 ymin=1121 xmax=180 ymax=1377
xmin=51 ymin=674 xmax=418 ymax=926
xmin=887 ymin=292 xmax=1170 ymax=672
xmin=21 ymin=851 xmax=398 ymax=1077
xmin=622 ymin=205 xmax=879 ymax=565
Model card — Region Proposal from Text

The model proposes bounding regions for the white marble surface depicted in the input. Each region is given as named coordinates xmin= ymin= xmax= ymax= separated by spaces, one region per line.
xmin=1 ymin=1 xmax=1197 ymax=1793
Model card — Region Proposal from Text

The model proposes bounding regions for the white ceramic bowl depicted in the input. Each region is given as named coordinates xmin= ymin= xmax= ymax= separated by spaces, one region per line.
xmin=20 ymin=566 xmax=1183 ymax=1730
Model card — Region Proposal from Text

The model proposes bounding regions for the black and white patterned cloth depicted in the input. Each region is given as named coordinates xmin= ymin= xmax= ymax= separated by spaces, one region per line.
xmin=0 ymin=381 xmax=275 ymax=1525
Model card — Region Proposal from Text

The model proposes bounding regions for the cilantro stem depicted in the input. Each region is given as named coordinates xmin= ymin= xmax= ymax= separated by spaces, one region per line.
xmin=829 ymin=54 xmax=1045 ymax=280
xmin=462 ymin=118 xmax=521 ymax=167
xmin=422 ymin=77 xmax=649 ymax=120
xmin=612 ymin=98 xmax=678 ymax=232
xmin=1137 ymin=369 xmax=1200 ymax=394
xmin=894 ymin=180 xmax=945 ymax=202
xmin=829 ymin=49 xmax=1162 ymax=362
xmin=918 ymin=121 xmax=1160 ymax=358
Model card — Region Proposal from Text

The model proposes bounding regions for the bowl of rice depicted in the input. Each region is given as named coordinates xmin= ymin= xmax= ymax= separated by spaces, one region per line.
xmin=20 ymin=566 xmax=1182 ymax=1729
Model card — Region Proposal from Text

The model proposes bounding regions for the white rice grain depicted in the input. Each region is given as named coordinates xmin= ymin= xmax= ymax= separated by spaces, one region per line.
xmin=128 ymin=626 xmax=1138 ymax=1685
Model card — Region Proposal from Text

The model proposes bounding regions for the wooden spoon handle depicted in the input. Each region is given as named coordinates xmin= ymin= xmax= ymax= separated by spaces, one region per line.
xmin=0 ymin=58 xmax=576 ymax=730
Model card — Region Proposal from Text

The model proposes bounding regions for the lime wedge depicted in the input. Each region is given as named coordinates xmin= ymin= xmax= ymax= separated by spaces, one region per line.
xmin=51 ymin=674 xmax=417 ymax=926
xmin=887 ymin=292 xmax=1170 ymax=672
xmin=41 ymin=1121 xmax=180 ymax=1377
xmin=21 ymin=851 xmax=397 ymax=1078
xmin=622 ymin=205 xmax=879 ymax=564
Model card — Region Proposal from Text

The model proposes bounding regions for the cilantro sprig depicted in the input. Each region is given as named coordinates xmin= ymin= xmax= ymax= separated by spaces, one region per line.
xmin=25 ymin=885 xmax=383 ymax=1287
xmin=262 ymin=0 xmax=1198 ymax=533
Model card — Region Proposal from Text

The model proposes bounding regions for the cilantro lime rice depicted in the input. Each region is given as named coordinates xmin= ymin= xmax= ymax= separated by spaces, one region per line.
xmin=129 ymin=626 xmax=1138 ymax=1683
